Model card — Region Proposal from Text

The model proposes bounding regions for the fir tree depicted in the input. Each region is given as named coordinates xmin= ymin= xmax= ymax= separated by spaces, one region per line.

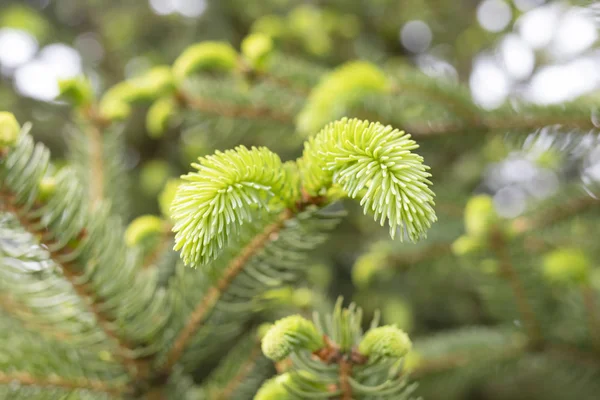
xmin=1 ymin=1 xmax=600 ymax=399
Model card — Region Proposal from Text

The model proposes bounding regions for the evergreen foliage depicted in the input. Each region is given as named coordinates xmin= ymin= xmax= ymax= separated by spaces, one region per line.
xmin=1 ymin=1 xmax=600 ymax=399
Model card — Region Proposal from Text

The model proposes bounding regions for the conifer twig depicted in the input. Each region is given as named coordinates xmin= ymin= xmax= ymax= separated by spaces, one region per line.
xmin=161 ymin=209 xmax=294 ymax=373
xmin=581 ymin=284 xmax=600 ymax=354
xmin=81 ymin=106 xmax=111 ymax=210
xmin=142 ymin=228 xmax=173 ymax=270
xmin=0 ymin=295 xmax=74 ymax=342
xmin=490 ymin=229 xmax=543 ymax=349
xmin=211 ymin=341 xmax=263 ymax=400
xmin=0 ymin=371 xmax=127 ymax=396
xmin=0 ymin=193 xmax=140 ymax=371
xmin=175 ymin=90 xmax=294 ymax=123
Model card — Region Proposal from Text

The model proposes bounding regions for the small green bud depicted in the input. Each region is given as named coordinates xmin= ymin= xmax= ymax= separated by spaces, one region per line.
xmin=0 ymin=112 xmax=21 ymax=147
xmin=37 ymin=176 xmax=56 ymax=202
xmin=256 ymin=323 xmax=273 ymax=340
xmin=146 ymin=97 xmax=176 ymax=138
xmin=158 ymin=178 xmax=182 ymax=219
xmin=254 ymin=374 xmax=293 ymax=400
xmin=261 ymin=315 xmax=324 ymax=361
xmin=402 ymin=350 xmax=422 ymax=372
xmin=140 ymin=160 xmax=171 ymax=196
xmin=352 ymin=244 xmax=390 ymax=288
xmin=464 ymin=195 xmax=498 ymax=238
xmin=451 ymin=235 xmax=483 ymax=256
xmin=128 ymin=66 xmax=175 ymax=99
xmin=358 ymin=325 xmax=412 ymax=359
xmin=241 ymin=33 xmax=274 ymax=71
xmin=125 ymin=215 xmax=164 ymax=247
xmin=98 ymin=97 xmax=131 ymax=121
xmin=382 ymin=299 xmax=413 ymax=332
xmin=58 ymin=77 xmax=94 ymax=107
xmin=172 ymin=42 xmax=239 ymax=81
xmin=480 ymin=258 xmax=499 ymax=275
xmin=542 ymin=248 xmax=590 ymax=285
xmin=252 ymin=15 xmax=286 ymax=39
xmin=292 ymin=288 xmax=313 ymax=308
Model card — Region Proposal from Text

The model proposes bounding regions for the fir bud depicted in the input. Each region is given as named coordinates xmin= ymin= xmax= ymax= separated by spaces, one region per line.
xmin=254 ymin=374 xmax=293 ymax=400
xmin=358 ymin=325 xmax=412 ymax=359
xmin=451 ymin=235 xmax=483 ymax=256
xmin=261 ymin=315 xmax=324 ymax=361
xmin=172 ymin=42 xmax=239 ymax=81
xmin=146 ymin=97 xmax=176 ymax=138
xmin=241 ymin=33 xmax=274 ymax=71
xmin=158 ymin=178 xmax=181 ymax=220
xmin=58 ymin=76 xmax=94 ymax=107
xmin=0 ymin=112 xmax=21 ymax=148
xmin=37 ymin=176 xmax=56 ymax=202
xmin=125 ymin=215 xmax=165 ymax=247
xmin=464 ymin=195 xmax=498 ymax=238
xmin=542 ymin=248 xmax=590 ymax=285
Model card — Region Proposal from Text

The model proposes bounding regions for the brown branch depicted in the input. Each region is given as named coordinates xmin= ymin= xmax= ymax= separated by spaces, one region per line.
xmin=405 ymin=115 xmax=595 ymax=138
xmin=390 ymin=84 xmax=479 ymax=125
xmin=338 ymin=358 xmax=353 ymax=400
xmin=161 ymin=209 xmax=294 ymax=373
xmin=0 ymin=371 xmax=127 ymax=396
xmin=0 ymin=295 xmax=74 ymax=343
xmin=142 ymin=228 xmax=173 ymax=270
xmin=410 ymin=341 xmax=526 ymax=379
xmin=512 ymin=196 xmax=599 ymax=234
xmin=175 ymin=91 xmax=294 ymax=124
xmin=490 ymin=229 xmax=543 ymax=349
xmin=211 ymin=341 xmax=263 ymax=400
xmin=581 ymin=284 xmax=600 ymax=354
xmin=0 ymin=193 xmax=140 ymax=372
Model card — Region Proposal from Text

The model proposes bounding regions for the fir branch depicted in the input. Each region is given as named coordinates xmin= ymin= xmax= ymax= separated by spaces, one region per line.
xmin=0 ymin=294 xmax=74 ymax=343
xmin=512 ymin=195 xmax=599 ymax=234
xmin=87 ymin=123 xmax=105 ymax=209
xmin=339 ymin=357 xmax=354 ymax=400
xmin=175 ymin=90 xmax=294 ymax=123
xmin=410 ymin=340 xmax=526 ymax=378
xmin=142 ymin=227 xmax=174 ymax=270
xmin=405 ymin=114 xmax=595 ymax=138
xmin=581 ymin=284 xmax=600 ymax=354
xmin=489 ymin=229 xmax=543 ymax=348
xmin=210 ymin=340 xmax=263 ymax=400
xmin=0 ymin=371 xmax=127 ymax=396
xmin=0 ymin=193 xmax=139 ymax=369
xmin=161 ymin=209 xmax=294 ymax=373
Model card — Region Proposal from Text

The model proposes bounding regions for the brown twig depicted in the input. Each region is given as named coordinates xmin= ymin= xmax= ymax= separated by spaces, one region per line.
xmin=0 ymin=295 xmax=74 ymax=343
xmin=581 ymin=284 xmax=600 ymax=354
xmin=0 ymin=371 xmax=127 ymax=396
xmin=490 ymin=229 xmax=543 ymax=349
xmin=0 ymin=193 xmax=141 ymax=372
xmin=142 ymin=228 xmax=173 ymax=270
xmin=161 ymin=209 xmax=294 ymax=373
xmin=212 ymin=341 xmax=263 ymax=400
xmin=175 ymin=90 xmax=294 ymax=124
xmin=338 ymin=357 xmax=353 ymax=400
xmin=512 ymin=196 xmax=599 ymax=234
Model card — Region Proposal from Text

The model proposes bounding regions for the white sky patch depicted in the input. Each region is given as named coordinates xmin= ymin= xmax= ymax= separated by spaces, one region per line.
xmin=517 ymin=3 xmax=561 ymax=49
xmin=149 ymin=0 xmax=176 ymax=15
xmin=500 ymin=34 xmax=535 ymax=80
xmin=525 ymin=57 xmax=600 ymax=104
xmin=477 ymin=0 xmax=512 ymax=32
xmin=400 ymin=20 xmax=433 ymax=53
xmin=470 ymin=56 xmax=510 ymax=109
xmin=14 ymin=44 xmax=82 ymax=102
xmin=550 ymin=7 xmax=598 ymax=59
xmin=173 ymin=0 xmax=206 ymax=18
xmin=0 ymin=29 xmax=38 ymax=70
